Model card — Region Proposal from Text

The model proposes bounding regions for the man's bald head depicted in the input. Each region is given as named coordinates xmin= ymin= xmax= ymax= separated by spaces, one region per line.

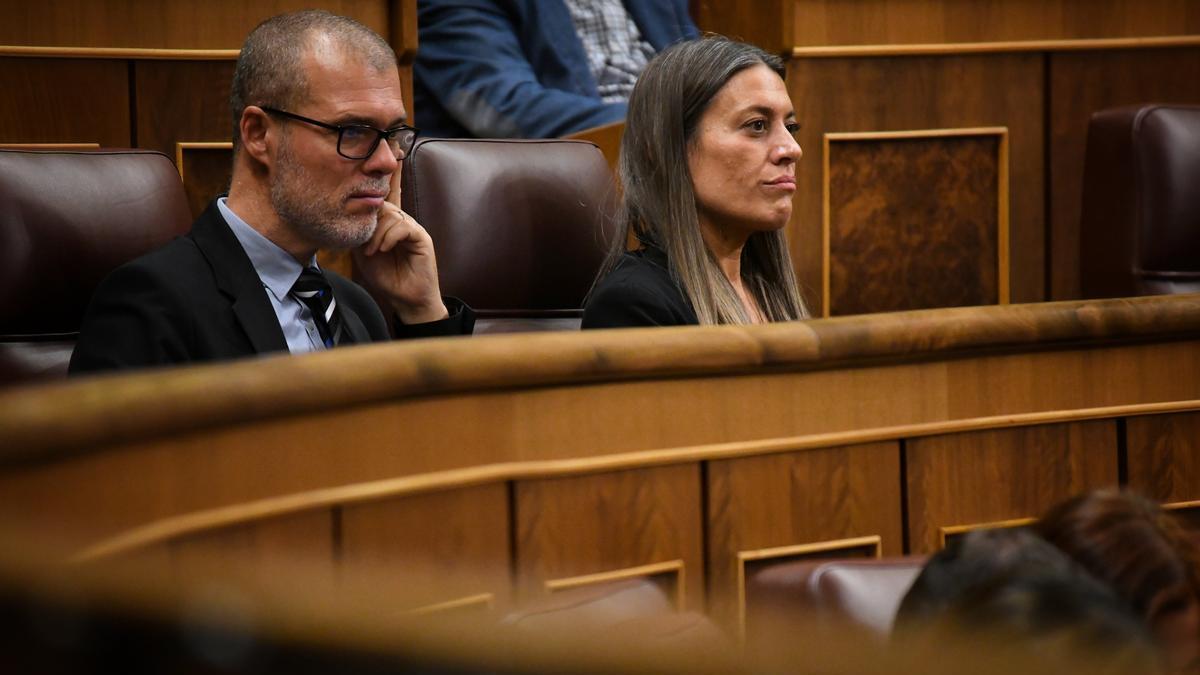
xmin=229 ymin=10 xmax=397 ymax=149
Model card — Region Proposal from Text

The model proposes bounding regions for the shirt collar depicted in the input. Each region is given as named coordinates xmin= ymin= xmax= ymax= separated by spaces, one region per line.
xmin=217 ymin=197 xmax=318 ymax=300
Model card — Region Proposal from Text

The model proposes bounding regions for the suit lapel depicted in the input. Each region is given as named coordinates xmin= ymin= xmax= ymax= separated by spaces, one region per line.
xmin=189 ymin=201 xmax=289 ymax=355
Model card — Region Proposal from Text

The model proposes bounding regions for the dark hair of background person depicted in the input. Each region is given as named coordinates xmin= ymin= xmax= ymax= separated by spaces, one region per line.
xmin=894 ymin=528 xmax=1162 ymax=674
xmin=229 ymin=10 xmax=398 ymax=150
xmin=1035 ymin=489 xmax=1200 ymax=667
xmin=595 ymin=36 xmax=809 ymax=325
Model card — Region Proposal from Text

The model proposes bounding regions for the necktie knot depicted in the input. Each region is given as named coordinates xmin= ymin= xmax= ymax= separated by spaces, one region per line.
xmin=290 ymin=267 xmax=345 ymax=348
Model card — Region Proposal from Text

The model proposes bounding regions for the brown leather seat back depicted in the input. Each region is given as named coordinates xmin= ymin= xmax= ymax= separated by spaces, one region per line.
xmin=1080 ymin=104 xmax=1200 ymax=298
xmin=400 ymin=138 xmax=618 ymax=333
xmin=0 ymin=149 xmax=192 ymax=385
xmin=744 ymin=557 xmax=925 ymax=640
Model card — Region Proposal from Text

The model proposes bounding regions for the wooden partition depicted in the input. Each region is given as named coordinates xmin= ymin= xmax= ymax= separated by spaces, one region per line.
xmin=696 ymin=0 xmax=1200 ymax=312
xmin=2 ymin=294 xmax=1199 ymax=634
xmin=0 ymin=0 xmax=417 ymax=278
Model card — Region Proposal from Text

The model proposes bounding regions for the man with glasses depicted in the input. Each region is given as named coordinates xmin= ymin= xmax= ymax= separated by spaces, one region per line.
xmin=71 ymin=10 xmax=473 ymax=374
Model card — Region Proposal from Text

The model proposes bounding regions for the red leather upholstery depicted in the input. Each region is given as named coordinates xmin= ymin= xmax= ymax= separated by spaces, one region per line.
xmin=1080 ymin=104 xmax=1200 ymax=298
xmin=400 ymin=138 xmax=618 ymax=333
xmin=744 ymin=557 xmax=925 ymax=639
xmin=0 ymin=149 xmax=191 ymax=386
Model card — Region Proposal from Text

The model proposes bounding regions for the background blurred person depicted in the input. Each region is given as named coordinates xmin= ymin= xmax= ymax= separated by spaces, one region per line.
xmin=894 ymin=528 xmax=1162 ymax=675
xmin=1036 ymin=489 xmax=1200 ymax=674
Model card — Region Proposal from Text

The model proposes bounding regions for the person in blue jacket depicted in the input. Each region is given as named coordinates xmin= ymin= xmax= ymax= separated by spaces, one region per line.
xmin=414 ymin=0 xmax=699 ymax=138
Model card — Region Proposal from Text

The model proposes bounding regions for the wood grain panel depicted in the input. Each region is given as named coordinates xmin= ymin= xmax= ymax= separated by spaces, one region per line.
xmin=514 ymin=465 xmax=703 ymax=608
xmin=787 ymin=0 xmax=1200 ymax=48
xmin=706 ymin=442 xmax=902 ymax=630
xmin=170 ymin=509 xmax=334 ymax=584
xmin=0 ymin=57 xmax=130 ymax=146
xmin=906 ymin=421 xmax=1119 ymax=553
xmin=787 ymin=53 xmax=1043 ymax=314
xmin=340 ymin=484 xmax=510 ymax=612
xmin=0 ymin=0 xmax=391 ymax=50
xmin=177 ymin=142 xmax=233 ymax=218
xmin=1048 ymin=46 xmax=1200 ymax=300
xmin=825 ymin=130 xmax=1004 ymax=315
xmin=698 ymin=0 xmax=1200 ymax=51
xmin=1125 ymin=412 xmax=1200 ymax=505
xmin=134 ymin=60 xmax=233 ymax=158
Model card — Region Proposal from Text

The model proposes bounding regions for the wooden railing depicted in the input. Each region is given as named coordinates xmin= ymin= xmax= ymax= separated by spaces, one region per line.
xmin=2 ymin=294 xmax=1199 ymax=632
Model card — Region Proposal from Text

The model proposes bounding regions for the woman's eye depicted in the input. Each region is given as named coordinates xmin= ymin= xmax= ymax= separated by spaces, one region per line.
xmin=785 ymin=122 xmax=801 ymax=135
xmin=747 ymin=120 xmax=767 ymax=132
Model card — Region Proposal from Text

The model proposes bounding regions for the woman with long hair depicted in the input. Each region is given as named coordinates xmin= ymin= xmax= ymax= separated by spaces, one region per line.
xmin=582 ymin=36 xmax=809 ymax=327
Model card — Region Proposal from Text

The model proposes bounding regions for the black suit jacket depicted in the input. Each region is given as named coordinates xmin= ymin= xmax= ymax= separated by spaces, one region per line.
xmin=70 ymin=200 xmax=473 ymax=374
xmin=581 ymin=246 xmax=699 ymax=328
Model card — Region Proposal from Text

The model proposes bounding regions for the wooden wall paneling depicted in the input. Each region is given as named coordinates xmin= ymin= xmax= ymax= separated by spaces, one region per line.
xmin=785 ymin=0 xmax=1200 ymax=49
xmin=1125 ymin=412 xmax=1200 ymax=514
xmin=514 ymin=464 xmax=704 ymax=609
xmin=134 ymin=60 xmax=233 ymax=159
xmin=177 ymin=142 xmax=234 ymax=219
xmin=0 ymin=57 xmax=130 ymax=146
xmin=1047 ymin=46 xmax=1200 ymax=300
xmin=0 ymin=1 xmax=391 ymax=49
xmin=694 ymin=0 xmax=791 ymax=55
xmin=787 ymin=53 xmax=1043 ymax=315
xmin=169 ymin=509 xmax=335 ymax=585
xmin=339 ymin=483 xmax=511 ymax=613
xmin=905 ymin=420 xmax=1119 ymax=554
xmin=706 ymin=442 xmax=902 ymax=634
xmin=823 ymin=128 xmax=1007 ymax=316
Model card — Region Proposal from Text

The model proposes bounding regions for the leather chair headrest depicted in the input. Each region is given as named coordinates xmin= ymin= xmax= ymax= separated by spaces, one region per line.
xmin=401 ymin=138 xmax=618 ymax=318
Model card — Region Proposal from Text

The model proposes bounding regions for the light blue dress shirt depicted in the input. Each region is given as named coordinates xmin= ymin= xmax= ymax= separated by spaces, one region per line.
xmin=217 ymin=198 xmax=326 ymax=353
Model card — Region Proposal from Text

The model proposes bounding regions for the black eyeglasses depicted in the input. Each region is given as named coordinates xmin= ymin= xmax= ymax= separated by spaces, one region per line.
xmin=260 ymin=107 xmax=418 ymax=161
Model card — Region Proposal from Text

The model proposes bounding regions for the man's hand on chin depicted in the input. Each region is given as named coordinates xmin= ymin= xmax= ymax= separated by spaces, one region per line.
xmin=353 ymin=201 xmax=449 ymax=324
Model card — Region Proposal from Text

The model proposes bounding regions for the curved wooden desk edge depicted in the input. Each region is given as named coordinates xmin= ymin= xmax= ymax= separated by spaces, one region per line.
xmin=3 ymin=294 xmax=1199 ymax=463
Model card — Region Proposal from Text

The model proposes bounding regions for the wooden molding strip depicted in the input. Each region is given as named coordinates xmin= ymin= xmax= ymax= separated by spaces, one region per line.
xmin=938 ymin=517 xmax=1037 ymax=549
xmin=69 ymin=398 xmax=1200 ymax=564
xmin=791 ymin=35 xmax=1200 ymax=59
xmin=545 ymin=560 xmax=685 ymax=610
xmin=824 ymin=127 xmax=1009 ymax=141
xmin=408 ymin=592 xmax=494 ymax=616
xmin=736 ymin=535 xmax=883 ymax=642
xmin=1163 ymin=500 xmax=1200 ymax=513
xmin=175 ymin=141 xmax=233 ymax=180
xmin=0 ymin=45 xmax=241 ymax=60
xmin=0 ymin=143 xmax=100 ymax=150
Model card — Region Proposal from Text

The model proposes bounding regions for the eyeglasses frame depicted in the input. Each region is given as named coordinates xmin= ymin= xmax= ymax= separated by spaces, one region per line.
xmin=259 ymin=106 xmax=418 ymax=161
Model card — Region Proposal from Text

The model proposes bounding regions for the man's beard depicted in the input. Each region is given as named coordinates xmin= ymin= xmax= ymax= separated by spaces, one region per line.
xmin=270 ymin=139 xmax=389 ymax=250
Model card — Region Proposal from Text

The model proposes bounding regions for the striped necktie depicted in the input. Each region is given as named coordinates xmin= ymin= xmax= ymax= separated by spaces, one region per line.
xmin=290 ymin=267 xmax=345 ymax=348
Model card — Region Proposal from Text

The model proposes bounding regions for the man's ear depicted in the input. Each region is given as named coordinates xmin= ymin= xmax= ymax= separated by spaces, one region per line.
xmin=239 ymin=106 xmax=273 ymax=166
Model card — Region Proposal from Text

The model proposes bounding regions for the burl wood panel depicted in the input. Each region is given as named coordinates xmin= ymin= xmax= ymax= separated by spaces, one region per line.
xmin=0 ymin=0 xmax=391 ymax=49
xmin=514 ymin=465 xmax=703 ymax=608
xmin=788 ymin=54 xmax=1043 ymax=314
xmin=828 ymin=134 xmax=1000 ymax=315
xmin=1048 ymin=47 xmax=1200 ymax=300
xmin=170 ymin=509 xmax=335 ymax=585
xmin=706 ymin=442 xmax=902 ymax=630
xmin=1126 ymin=412 xmax=1200 ymax=506
xmin=340 ymin=484 xmax=511 ymax=612
xmin=0 ymin=58 xmax=130 ymax=146
xmin=906 ymin=420 xmax=1119 ymax=553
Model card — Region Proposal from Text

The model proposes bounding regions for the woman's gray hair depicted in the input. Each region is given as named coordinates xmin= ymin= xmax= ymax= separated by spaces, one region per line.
xmin=599 ymin=35 xmax=808 ymax=325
